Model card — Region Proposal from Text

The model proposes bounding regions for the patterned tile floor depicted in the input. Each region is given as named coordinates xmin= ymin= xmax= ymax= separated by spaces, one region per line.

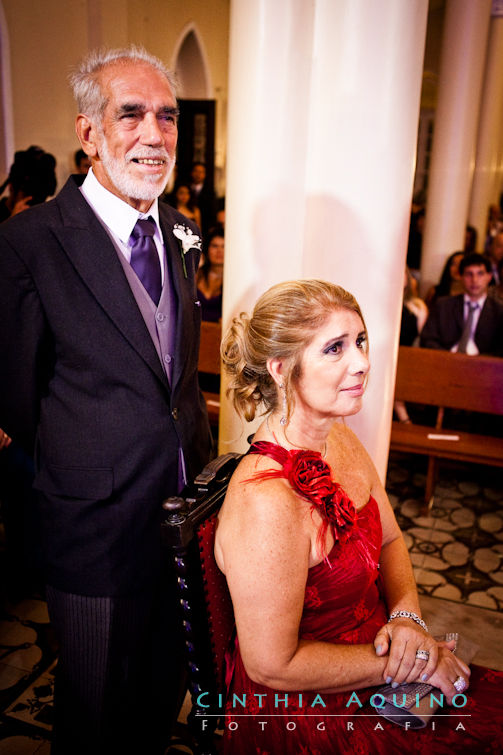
xmin=387 ymin=453 xmax=503 ymax=611
xmin=0 ymin=451 xmax=502 ymax=752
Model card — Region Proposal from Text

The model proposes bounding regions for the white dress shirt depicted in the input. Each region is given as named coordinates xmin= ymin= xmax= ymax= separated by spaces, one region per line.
xmin=80 ymin=168 xmax=166 ymax=283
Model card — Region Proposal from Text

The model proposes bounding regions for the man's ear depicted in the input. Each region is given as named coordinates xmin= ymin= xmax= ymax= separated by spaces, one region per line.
xmin=266 ymin=357 xmax=284 ymax=387
xmin=75 ymin=114 xmax=99 ymax=159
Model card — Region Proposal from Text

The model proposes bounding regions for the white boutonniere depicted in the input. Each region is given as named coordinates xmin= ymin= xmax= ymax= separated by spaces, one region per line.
xmin=173 ymin=224 xmax=202 ymax=278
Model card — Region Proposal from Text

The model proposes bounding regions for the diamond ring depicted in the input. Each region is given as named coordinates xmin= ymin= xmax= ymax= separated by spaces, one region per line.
xmin=415 ymin=649 xmax=430 ymax=661
xmin=453 ymin=675 xmax=467 ymax=693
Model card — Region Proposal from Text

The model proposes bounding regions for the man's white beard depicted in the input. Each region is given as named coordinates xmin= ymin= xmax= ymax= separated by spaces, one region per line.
xmin=99 ymin=135 xmax=175 ymax=202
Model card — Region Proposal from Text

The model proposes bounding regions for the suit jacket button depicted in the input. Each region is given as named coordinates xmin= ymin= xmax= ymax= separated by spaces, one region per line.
xmin=172 ymin=408 xmax=179 ymax=420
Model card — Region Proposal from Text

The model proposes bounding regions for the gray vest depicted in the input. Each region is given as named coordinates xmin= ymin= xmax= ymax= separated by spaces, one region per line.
xmin=117 ymin=250 xmax=177 ymax=385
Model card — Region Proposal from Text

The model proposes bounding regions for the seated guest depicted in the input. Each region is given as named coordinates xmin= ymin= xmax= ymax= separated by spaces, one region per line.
xmin=424 ymin=250 xmax=465 ymax=308
xmin=196 ymin=226 xmax=224 ymax=322
xmin=420 ymin=253 xmax=503 ymax=356
xmin=216 ymin=279 xmax=502 ymax=754
xmin=394 ymin=268 xmax=428 ymax=423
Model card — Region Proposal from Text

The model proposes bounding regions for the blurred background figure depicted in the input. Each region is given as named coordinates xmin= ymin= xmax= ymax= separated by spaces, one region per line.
xmin=488 ymin=230 xmax=503 ymax=285
xmin=215 ymin=196 xmax=226 ymax=228
xmin=188 ymin=161 xmax=216 ymax=236
xmin=406 ymin=200 xmax=425 ymax=275
xmin=394 ymin=267 xmax=429 ymax=424
xmin=196 ymin=225 xmax=224 ymax=322
xmin=464 ymin=224 xmax=477 ymax=253
xmin=484 ymin=203 xmax=502 ymax=253
xmin=166 ymin=182 xmax=202 ymax=229
xmin=0 ymin=145 xmax=57 ymax=221
xmin=424 ymin=250 xmax=465 ymax=308
xmin=74 ymin=148 xmax=91 ymax=175
xmin=489 ymin=257 xmax=503 ymax=304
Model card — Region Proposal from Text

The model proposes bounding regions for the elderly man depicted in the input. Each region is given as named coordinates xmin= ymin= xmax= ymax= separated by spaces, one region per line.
xmin=420 ymin=253 xmax=503 ymax=356
xmin=0 ymin=47 xmax=212 ymax=753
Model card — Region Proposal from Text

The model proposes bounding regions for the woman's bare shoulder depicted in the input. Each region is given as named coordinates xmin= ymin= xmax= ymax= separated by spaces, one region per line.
xmin=215 ymin=452 xmax=310 ymax=572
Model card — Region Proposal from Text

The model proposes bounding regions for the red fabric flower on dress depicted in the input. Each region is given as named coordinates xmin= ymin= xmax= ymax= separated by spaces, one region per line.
xmin=247 ymin=441 xmax=357 ymax=556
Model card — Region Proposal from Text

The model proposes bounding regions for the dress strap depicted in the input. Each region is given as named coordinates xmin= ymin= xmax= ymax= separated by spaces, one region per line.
xmin=246 ymin=440 xmax=357 ymax=557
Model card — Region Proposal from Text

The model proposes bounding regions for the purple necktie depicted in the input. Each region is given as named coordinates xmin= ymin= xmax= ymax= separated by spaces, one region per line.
xmin=130 ymin=217 xmax=162 ymax=305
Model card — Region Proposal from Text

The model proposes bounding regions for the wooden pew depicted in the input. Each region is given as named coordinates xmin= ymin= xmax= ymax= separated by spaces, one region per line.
xmin=198 ymin=320 xmax=222 ymax=425
xmin=390 ymin=346 xmax=503 ymax=509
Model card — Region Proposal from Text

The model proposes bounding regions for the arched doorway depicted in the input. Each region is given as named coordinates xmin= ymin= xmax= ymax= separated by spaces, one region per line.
xmin=172 ymin=24 xmax=215 ymax=209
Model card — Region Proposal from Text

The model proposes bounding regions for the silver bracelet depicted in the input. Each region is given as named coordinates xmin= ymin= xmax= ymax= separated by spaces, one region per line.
xmin=388 ymin=610 xmax=428 ymax=632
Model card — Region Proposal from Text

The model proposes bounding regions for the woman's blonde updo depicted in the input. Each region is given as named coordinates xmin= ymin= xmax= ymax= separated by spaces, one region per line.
xmin=221 ymin=279 xmax=367 ymax=422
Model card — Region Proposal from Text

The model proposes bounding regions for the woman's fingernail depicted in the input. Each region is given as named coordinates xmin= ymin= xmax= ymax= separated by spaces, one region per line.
xmin=385 ymin=676 xmax=392 ymax=684
xmin=422 ymin=674 xmax=429 ymax=681
xmin=376 ymin=644 xmax=382 ymax=654
xmin=391 ymin=681 xmax=399 ymax=689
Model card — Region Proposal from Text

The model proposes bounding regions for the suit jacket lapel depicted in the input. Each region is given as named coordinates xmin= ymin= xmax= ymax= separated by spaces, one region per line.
xmin=159 ymin=207 xmax=202 ymax=391
xmin=53 ymin=178 xmax=169 ymax=389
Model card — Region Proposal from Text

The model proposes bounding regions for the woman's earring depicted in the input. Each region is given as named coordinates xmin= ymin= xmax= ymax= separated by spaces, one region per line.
xmin=279 ymin=383 xmax=287 ymax=426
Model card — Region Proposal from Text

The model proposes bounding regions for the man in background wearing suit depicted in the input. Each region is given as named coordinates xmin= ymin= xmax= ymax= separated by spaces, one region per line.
xmin=0 ymin=46 xmax=212 ymax=754
xmin=420 ymin=253 xmax=503 ymax=356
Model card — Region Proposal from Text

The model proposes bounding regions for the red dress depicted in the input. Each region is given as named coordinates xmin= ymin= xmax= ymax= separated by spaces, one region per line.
xmin=223 ymin=442 xmax=503 ymax=754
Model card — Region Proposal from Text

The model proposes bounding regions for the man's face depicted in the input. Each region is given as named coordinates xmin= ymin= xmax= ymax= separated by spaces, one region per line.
xmin=92 ymin=61 xmax=178 ymax=212
xmin=191 ymin=164 xmax=206 ymax=184
xmin=462 ymin=264 xmax=492 ymax=300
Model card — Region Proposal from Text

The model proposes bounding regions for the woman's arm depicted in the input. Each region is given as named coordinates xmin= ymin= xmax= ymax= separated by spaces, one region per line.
xmin=218 ymin=467 xmax=390 ymax=693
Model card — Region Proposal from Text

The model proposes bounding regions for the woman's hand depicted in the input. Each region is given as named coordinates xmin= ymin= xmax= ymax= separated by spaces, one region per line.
xmin=374 ymin=618 xmax=438 ymax=684
xmin=423 ymin=641 xmax=471 ymax=705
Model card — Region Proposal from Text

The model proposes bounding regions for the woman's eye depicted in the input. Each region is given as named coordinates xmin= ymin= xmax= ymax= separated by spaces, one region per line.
xmin=356 ymin=335 xmax=367 ymax=349
xmin=325 ymin=341 xmax=342 ymax=355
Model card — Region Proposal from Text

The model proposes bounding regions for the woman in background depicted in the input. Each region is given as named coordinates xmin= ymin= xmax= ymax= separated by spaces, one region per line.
xmin=424 ymin=250 xmax=465 ymax=308
xmin=196 ymin=226 xmax=224 ymax=322
xmin=168 ymin=182 xmax=202 ymax=229
xmin=394 ymin=268 xmax=428 ymax=423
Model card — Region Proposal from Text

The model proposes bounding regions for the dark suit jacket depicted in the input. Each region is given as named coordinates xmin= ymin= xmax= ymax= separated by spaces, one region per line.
xmin=0 ymin=176 xmax=212 ymax=596
xmin=420 ymin=293 xmax=503 ymax=356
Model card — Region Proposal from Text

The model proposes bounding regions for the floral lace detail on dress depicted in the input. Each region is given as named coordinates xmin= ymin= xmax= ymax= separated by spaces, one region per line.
xmin=246 ymin=440 xmax=364 ymax=561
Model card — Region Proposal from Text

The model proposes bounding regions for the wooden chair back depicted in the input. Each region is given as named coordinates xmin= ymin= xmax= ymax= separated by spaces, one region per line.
xmin=161 ymin=453 xmax=241 ymax=753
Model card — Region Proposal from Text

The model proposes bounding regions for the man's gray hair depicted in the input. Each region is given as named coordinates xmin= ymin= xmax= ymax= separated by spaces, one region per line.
xmin=69 ymin=45 xmax=177 ymax=123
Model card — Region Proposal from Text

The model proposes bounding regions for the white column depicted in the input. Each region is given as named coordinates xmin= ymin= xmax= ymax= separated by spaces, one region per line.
xmin=221 ymin=0 xmax=428 ymax=481
xmin=420 ymin=0 xmax=491 ymax=295
xmin=469 ymin=5 xmax=503 ymax=247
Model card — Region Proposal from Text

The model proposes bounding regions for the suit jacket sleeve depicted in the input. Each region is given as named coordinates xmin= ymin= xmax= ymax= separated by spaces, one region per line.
xmin=419 ymin=302 xmax=445 ymax=350
xmin=0 ymin=223 xmax=52 ymax=452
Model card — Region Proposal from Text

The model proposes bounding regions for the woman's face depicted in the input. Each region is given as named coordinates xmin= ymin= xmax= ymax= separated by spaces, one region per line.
xmin=450 ymin=253 xmax=464 ymax=280
xmin=292 ymin=309 xmax=369 ymax=421
xmin=208 ymin=236 xmax=225 ymax=266
xmin=176 ymin=185 xmax=190 ymax=204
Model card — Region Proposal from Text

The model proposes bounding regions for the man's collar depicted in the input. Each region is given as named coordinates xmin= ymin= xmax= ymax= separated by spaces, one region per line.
xmin=463 ymin=293 xmax=487 ymax=307
xmin=80 ymin=168 xmax=160 ymax=244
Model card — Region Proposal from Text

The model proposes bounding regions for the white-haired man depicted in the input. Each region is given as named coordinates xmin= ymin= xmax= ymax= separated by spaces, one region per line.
xmin=0 ymin=47 xmax=212 ymax=753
